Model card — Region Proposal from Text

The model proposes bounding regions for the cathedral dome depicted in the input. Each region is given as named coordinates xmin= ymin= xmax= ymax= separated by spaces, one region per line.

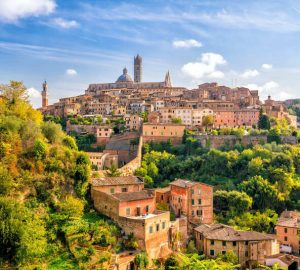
xmin=116 ymin=67 xmax=133 ymax=82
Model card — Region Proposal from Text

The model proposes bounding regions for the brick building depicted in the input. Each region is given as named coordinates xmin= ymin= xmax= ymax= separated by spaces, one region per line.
xmin=168 ymin=179 xmax=213 ymax=225
xmin=275 ymin=210 xmax=300 ymax=255
xmin=91 ymin=176 xmax=172 ymax=259
xmin=91 ymin=176 xmax=144 ymax=195
xmin=194 ymin=224 xmax=279 ymax=269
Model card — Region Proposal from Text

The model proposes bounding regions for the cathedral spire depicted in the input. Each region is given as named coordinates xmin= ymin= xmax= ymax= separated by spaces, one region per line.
xmin=164 ymin=71 xmax=172 ymax=87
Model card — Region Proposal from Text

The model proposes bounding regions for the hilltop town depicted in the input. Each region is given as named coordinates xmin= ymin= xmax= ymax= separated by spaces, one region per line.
xmin=31 ymin=55 xmax=300 ymax=269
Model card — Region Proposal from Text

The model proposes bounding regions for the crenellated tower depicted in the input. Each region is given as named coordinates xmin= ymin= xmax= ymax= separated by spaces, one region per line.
xmin=134 ymin=54 xmax=142 ymax=83
xmin=42 ymin=80 xmax=48 ymax=107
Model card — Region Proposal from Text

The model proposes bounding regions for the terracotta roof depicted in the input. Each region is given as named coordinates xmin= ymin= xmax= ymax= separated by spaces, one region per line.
xmin=91 ymin=176 xmax=144 ymax=186
xmin=143 ymin=123 xmax=185 ymax=127
xmin=155 ymin=186 xmax=171 ymax=193
xmin=276 ymin=210 xmax=300 ymax=228
xmin=111 ymin=190 xmax=154 ymax=202
xmin=170 ymin=179 xmax=213 ymax=188
xmin=170 ymin=179 xmax=198 ymax=188
xmin=266 ymin=254 xmax=300 ymax=266
xmin=194 ymin=224 xmax=275 ymax=241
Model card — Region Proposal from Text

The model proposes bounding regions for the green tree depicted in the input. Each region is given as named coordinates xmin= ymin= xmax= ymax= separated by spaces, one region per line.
xmin=258 ymin=109 xmax=271 ymax=130
xmin=105 ymin=163 xmax=121 ymax=177
xmin=239 ymin=176 xmax=279 ymax=210
xmin=0 ymin=198 xmax=46 ymax=264
xmin=0 ymin=166 xmax=13 ymax=195
xmin=32 ymin=139 xmax=47 ymax=160
xmin=214 ymin=190 xmax=252 ymax=216
xmin=134 ymin=252 xmax=149 ymax=270
xmin=267 ymin=128 xmax=281 ymax=144
xmin=59 ymin=196 xmax=84 ymax=220
xmin=202 ymin=115 xmax=214 ymax=131
xmin=41 ymin=121 xmax=64 ymax=143
xmin=63 ymin=135 xmax=78 ymax=150
xmin=171 ymin=117 xmax=182 ymax=124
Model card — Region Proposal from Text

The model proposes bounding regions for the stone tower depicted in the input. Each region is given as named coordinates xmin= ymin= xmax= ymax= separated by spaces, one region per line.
xmin=42 ymin=80 xmax=48 ymax=107
xmin=134 ymin=54 xmax=142 ymax=83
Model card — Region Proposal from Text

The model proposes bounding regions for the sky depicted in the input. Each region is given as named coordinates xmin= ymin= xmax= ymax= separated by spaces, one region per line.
xmin=1 ymin=0 xmax=300 ymax=107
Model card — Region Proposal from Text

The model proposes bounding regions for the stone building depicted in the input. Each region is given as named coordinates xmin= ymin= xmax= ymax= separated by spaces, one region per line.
xmin=263 ymin=96 xmax=297 ymax=128
xmin=194 ymin=224 xmax=279 ymax=269
xmin=65 ymin=122 xmax=113 ymax=144
xmin=275 ymin=210 xmax=300 ymax=255
xmin=87 ymin=152 xmax=118 ymax=170
xmin=124 ymin=114 xmax=143 ymax=131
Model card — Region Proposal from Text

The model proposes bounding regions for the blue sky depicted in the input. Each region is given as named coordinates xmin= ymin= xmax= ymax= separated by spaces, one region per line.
xmin=1 ymin=0 xmax=300 ymax=107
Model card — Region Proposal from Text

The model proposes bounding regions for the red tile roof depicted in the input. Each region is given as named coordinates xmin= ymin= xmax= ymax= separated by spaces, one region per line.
xmin=276 ymin=210 xmax=300 ymax=228
xmin=170 ymin=179 xmax=213 ymax=188
xmin=91 ymin=176 xmax=144 ymax=186
xmin=195 ymin=224 xmax=275 ymax=241
xmin=112 ymin=190 xmax=154 ymax=202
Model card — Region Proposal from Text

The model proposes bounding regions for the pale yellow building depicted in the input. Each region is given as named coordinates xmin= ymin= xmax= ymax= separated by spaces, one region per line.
xmin=194 ymin=224 xmax=279 ymax=269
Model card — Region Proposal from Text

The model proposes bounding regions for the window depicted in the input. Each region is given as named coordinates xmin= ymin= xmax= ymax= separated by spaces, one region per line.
xmin=284 ymin=236 xmax=288 ymax=241
xmin=198 ymin=189 xmax=201 ymax=195
xmin=149 ymin=226 xmax=153 ymax=234
xmin=110 ymin=188 xmax=115 ymax=194
xmin=210 ymin=240 xmax=214 ymax=245
xmin=191 ymin=189 xmax=194 ymax=195
xmin=284 ymin=228 xmax=288 ymax=233
xmin=145 ymin=205 xmax=149 ymax=213
xmin=191 ymin=199 xmax=194 ymax=205
xmin=222 ymin=251 xmax=226 ymax=255
xmin=222 ymin=241 xmax=226 ymax=247
xmin=192 ymin=210 xmax=195 ymax=216
xmin=233 ymin=241 xmax=237 ymax=247
xmin=126 ymin=208 xmax=130 ymax=216
xmin=198 ymin=199 xmax=202 ymax=205
xmin=156 ymin=224 xmax=160 ymax=232
xmin=210 ymin=250 xmax=215 ymax=256
xmin=245 ymin=241 xmax=248 ymax=245
xmin=162 ymin=222 xmax=166 ymax=229
xmin=245 ymin=251 xmax=248 ymax=257
xmin=197 ymin=210 xmax=202 ymax=216
xmin=122 ymin=187 xmax=128 ymax=192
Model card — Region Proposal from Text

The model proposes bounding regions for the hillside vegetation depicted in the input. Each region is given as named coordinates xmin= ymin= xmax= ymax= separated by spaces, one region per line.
xmin=137 ymin=133 xmax=300 ymax=232
xmin=0 ymin=82 xmax=119 ymax=269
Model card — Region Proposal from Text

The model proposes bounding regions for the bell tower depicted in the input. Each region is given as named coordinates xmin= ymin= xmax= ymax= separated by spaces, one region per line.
xmin=134 ymin=54 xmax=142 ymax=83
xmin=42 ymin=80 xmax=48 ymax=107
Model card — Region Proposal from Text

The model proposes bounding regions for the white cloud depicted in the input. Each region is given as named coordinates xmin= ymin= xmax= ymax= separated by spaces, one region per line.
xmin=245 ymin=81 xmax=292 ymax=100
xmin=0 ymin=0 xmax=56 ymax=22
xmin=261 ymin=64 xmax=273 ymax=70
xmin=181 ymin=53 xmax=226 ymax=80
xmin=52 ymin=17 xmax=79 ymax=29
xmin=173 ymin=39 xmax=202 ymax=48
xmin=241 ymin=69 xmax=259 ymax=78
xmin=66 ymin=69 xmax=77 ymax=76
xmin=27 ymin=87 xmax=41 ymax=98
